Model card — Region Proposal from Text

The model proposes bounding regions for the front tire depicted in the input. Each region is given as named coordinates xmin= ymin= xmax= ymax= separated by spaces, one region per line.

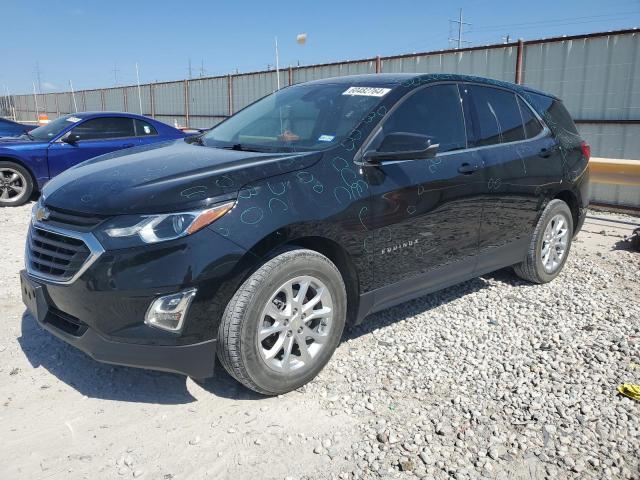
xmin=514 ymin=199 xmax=573 ymax=284
xmin=0 ymin=161 xmax=33 ymax=207
xmin=217 ymin=248 xmax=347 ymax=395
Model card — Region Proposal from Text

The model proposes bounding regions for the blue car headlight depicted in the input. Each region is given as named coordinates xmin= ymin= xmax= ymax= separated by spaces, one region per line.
xmin=96 ymin=201 xmax=235 ymax=249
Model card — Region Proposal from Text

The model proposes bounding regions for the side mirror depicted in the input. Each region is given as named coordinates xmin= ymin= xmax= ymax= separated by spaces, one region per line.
xmin=63 ymin=133 xmax=81 ymax=144
xmin=363 ymin=132 xmax=439 ymax=164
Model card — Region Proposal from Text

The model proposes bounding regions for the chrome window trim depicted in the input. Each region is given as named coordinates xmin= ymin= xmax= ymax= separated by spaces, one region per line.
xmin=354 ymin=80 xmax=552 ymax=164
xmin=25 ymin=222 xmax=105 ymax=285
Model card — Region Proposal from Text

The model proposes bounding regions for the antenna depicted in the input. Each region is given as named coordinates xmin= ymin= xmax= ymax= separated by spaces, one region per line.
xmin=449 ymin=8 xmax=471 ymax=49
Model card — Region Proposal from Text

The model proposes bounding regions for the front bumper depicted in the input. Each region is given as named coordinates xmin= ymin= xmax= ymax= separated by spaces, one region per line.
xmin=20 ymin=222 xmax=249 ymax=378
xmin=21 ymin=270 xmax=216 ymax=378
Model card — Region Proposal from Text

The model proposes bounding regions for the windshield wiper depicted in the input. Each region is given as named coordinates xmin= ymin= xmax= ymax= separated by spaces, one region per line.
xmin=223 ymin=143 xmax=262 ymax=152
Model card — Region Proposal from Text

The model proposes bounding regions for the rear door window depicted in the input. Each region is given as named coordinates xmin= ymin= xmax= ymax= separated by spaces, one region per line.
xmin=517 ymin=96 xmax=544 ymax=139
xmin=468 ymin=85 xmax=526 ymax=146
xmin=382 ymin=84 xmax=467 ymax=153
xmin=71 ymin=117 xmax=136 ymax=141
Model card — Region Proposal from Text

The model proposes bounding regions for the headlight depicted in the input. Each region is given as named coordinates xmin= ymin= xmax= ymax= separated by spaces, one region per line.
xmin=97 ymin=201 xmax=235 ymax=248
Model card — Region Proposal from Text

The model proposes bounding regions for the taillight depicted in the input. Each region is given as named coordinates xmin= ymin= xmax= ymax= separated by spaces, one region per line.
xmin=581 ymin=141 xmax=591 ymax=161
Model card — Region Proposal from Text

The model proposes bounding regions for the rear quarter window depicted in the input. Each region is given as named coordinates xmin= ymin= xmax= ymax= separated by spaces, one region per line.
xmin=135 ymin=119 xmax=158 ymax=136
xmin=525 ymin=92 xmax=580 ymax=140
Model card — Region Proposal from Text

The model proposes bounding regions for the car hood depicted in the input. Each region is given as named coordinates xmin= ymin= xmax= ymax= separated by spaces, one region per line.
xmin=43 ymin=139 xmax=322 ymax=215
xmin=0 ymin=136 xmax=43 ymax=145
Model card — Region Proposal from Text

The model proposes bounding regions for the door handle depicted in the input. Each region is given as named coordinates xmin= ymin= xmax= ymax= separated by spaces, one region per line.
xmin=122 ymin=143 xmax=135 ymax=148
xmin=457 ymin=163 xmax=478 ymax=174
xmin=538 ymin=147 xmax=555 ymax=158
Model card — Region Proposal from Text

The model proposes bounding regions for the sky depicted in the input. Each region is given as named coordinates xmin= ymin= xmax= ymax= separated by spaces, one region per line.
xmin=2 ymin=0 xmax=639 ymax=94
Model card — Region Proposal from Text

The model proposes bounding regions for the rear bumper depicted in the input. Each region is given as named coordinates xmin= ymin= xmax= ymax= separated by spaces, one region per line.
xmin=574 ymin=204 xmax=588 ymax=236
xmin=21 ymin=270 xmax=216 ymax=378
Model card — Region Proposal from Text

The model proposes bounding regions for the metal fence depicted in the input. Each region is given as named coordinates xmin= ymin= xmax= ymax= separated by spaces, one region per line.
xmin=2 ymin=28 xmax=639 ymax=207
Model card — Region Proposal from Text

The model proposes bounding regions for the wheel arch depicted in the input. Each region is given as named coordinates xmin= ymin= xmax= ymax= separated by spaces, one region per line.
xmin=553 ymin=190 xmax=579 ymax=232
xmin=0 ymin=155 xmax=39 ymax=192
xmin=286 ymin=236 xmax=361 ymax=325
xmin=237 ymin=230 xmax=362 ymax=326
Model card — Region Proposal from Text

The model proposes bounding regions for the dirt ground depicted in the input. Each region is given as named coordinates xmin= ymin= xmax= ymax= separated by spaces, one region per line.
xmin=1 ymin=202 xmax=638 ymax=480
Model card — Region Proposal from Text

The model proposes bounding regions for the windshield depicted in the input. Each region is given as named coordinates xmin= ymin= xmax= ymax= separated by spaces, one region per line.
xmin=27 ymin=115 xmax=82 ymax=141
xmin=202 ymin=84 xmax=390 ymax=152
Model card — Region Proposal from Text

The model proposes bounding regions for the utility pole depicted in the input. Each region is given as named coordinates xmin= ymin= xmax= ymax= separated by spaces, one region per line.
xmin=34 ymin=62 xmax=43 ymax=93
xmin=112 ymin=63 xmax=120 ymax=86
xmin=275 ymin=36 xmax=281 ymax=91
xmin=32 ymin=81 xmax=39 ymax=118
xmin=449 ymin=8 xmax=471 ymax=49
xmin=135 ymin=63 xmax=143 ymax=114
xmin=199 ymin=59 xmax=206 ymax=78
xmin=69 ymin=80 xmax=78 ymax=113
xmin=502 ymin=34 xmax=511 ymax=44
xmin=187 ymin=58 xmax=193 ymax=79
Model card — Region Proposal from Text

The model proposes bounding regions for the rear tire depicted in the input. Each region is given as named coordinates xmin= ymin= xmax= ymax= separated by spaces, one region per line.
xmin=217 ymin=248 xmax=347 ymax=395
xmin=0 ymin=161 xmax=33 ymax=207
xmin=514 ymin=199 xmax=573 ymax=284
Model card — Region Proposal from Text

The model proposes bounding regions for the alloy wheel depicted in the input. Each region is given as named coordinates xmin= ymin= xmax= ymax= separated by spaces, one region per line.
xmin=257 ymin=275 xmax=333 ymax=373
xmin=541 ymin=213 xmax=569 ymax=273
xmin=0 ymin=167 xmax=28 ymax=204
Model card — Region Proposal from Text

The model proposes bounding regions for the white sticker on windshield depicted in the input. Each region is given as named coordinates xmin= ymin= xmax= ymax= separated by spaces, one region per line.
xmin=66 ymin=116 xmax=81 ymax=123
xmin=318 ymin=134 xmax=335 ymax=142
xmin=342 ymin=86 xmax=391 ymax=97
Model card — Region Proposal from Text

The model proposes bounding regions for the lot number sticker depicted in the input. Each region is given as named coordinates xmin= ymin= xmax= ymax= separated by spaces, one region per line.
xmin=342 ymin=87 xmax=391 ymax=97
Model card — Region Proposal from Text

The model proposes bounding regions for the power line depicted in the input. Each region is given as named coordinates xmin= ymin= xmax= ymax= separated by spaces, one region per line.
xmin=469 ymin=11 xmax=639 ymax=33
xmin=470 ymin=18 xmax=639 ymax=46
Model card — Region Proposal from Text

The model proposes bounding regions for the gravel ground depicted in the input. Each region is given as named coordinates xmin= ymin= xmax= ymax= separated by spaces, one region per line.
xmin=1 ymin=202 xmax=639 ymax=480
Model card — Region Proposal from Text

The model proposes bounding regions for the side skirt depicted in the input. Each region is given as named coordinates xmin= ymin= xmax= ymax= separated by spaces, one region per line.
xmin=355 ymin=238 xmax=528 ymax=324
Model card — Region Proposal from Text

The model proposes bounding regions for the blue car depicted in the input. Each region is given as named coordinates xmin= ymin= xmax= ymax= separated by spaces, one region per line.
xmin=0 ymin=117 xmax=35 ymax=137
xmin=0 ymin=112 xmax=186 ymax=206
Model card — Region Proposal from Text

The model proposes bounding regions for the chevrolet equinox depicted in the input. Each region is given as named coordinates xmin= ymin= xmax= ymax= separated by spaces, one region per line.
xmin=21 ymin=74 xmax=589 ymax=395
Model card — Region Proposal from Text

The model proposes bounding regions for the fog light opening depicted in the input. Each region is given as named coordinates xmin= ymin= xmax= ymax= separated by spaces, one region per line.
xmin=145 ymin=288 xmax=197 ymax=333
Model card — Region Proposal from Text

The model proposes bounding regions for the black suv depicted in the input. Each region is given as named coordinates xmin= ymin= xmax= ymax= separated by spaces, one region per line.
xmin=21 ymin=74 xmax=589 ymax=395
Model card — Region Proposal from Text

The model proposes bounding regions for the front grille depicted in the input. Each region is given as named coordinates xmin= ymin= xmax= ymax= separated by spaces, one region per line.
xmin=27 ymin=226 xmax=92 ymax=281
xmin=46 ymin=206 xmax=105 ymax=231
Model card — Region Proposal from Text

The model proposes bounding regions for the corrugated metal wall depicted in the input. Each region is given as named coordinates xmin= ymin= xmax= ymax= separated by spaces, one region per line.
xmin=2 ymin=29 xmax=638 ymax=206
xmin=382 ymin=46 xmax=517 ymax=81
xmin=293 ymin=60 xmax=375 ymax=83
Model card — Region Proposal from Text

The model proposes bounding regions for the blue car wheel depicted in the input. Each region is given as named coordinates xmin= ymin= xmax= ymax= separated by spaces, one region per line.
xmin=0 ymin=161 xmax=33 ymax=207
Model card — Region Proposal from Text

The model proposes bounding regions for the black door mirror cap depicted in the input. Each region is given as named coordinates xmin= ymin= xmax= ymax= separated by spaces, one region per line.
xmin=62 ymin=133 xmax=81 ymax=144
xmin=363 ymin=132 xmax=439 ymax=164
